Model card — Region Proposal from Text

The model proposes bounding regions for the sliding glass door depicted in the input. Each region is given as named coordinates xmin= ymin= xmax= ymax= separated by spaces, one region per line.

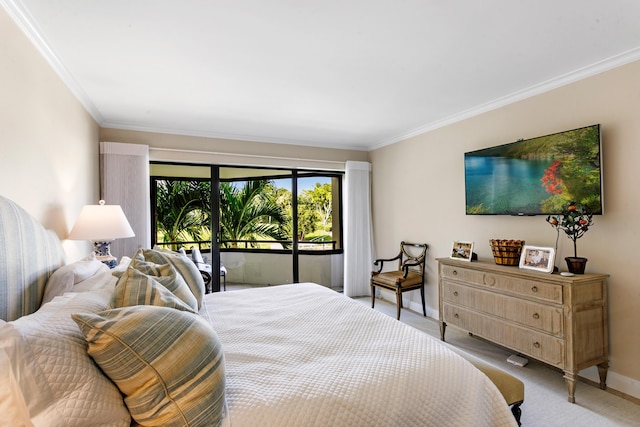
xmin=150 ymin=163 xmax=343 ymax=291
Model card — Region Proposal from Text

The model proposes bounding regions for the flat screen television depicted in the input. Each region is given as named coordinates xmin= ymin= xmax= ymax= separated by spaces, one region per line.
xmin=464 ymin=124 xmax=603 ymax=215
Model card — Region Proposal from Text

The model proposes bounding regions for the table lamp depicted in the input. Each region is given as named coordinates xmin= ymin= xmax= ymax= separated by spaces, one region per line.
xmin=68 ymin=200 xmax=135 ymax=268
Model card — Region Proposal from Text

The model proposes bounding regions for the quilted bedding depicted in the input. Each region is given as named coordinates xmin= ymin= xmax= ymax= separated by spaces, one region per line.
xmin=200 ymin=283 xmax=517 ymax=427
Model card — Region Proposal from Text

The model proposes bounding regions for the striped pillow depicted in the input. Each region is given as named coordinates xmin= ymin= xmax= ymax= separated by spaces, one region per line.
xmin=123 ymin=258 xmax=198 ymax=311
xmin=109 ymin=266 xmax=197 ymax=313
xmin=135 ymin=249 xmax=205 ymax=309
xmin=72 ymin=306 xmax=225 ymax=427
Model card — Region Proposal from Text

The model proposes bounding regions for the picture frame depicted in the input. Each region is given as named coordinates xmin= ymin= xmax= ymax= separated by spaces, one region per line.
xmin=519 ymin=245 xmax=556 ymax=273
xmin=450 ymin=241 xmax=474 ymax=262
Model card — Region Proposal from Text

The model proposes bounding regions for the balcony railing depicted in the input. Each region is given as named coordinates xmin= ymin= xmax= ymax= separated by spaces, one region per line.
xmin=154 ymin=239 xmax=343 ymax=290
xmin=155 ymin=239 xmax=337 ymax=251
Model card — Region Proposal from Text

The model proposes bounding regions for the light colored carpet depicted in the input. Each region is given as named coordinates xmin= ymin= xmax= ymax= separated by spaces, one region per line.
xmin=355 ymin=296 xmax=640 ymax=427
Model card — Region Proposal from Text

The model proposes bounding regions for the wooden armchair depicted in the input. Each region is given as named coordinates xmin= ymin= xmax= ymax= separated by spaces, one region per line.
xmin=370 ymin=241 xmax=428 ymax=320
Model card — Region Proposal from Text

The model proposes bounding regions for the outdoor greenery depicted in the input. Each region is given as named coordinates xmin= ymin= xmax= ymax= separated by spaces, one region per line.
xmin=155 ymin=178 xmax=334 ymax=250
xmin=219 ymin=180 xmax=289 ymax=248
xmin=296 ymin=183 xmax=333 ymax=241
xmin=155 ymin=180 xmax=211 ymax=250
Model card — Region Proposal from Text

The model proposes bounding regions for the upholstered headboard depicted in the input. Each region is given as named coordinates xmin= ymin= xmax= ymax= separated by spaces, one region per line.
xmin=0 ymin=195 xmax=65 ymax=321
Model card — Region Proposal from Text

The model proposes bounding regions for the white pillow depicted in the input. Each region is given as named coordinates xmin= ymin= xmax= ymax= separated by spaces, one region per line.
xmin=192 ymin=247 xmax=205 ymax=264
xmin=73 ymin=270 xmax=118 ymax=293
xmin=0 ymin=289 xmax=131 ymax=426
xmin=111 ymin=256 xmax=132 ymax=278
xmin=41 ymin=254 xmax=109 ymax=305
xmin=0 ymin=329 xmax=42 ymax=427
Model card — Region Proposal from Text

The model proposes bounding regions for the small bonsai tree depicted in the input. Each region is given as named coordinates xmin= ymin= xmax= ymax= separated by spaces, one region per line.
xmin=546 ymin=202 xmax=593 ymax=258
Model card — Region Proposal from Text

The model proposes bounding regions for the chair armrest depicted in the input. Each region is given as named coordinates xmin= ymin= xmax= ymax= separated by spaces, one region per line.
xmin=400 ymin=260 xmax=423 ymax=278
xmin=373 ymin=253 xmax=402 ymax=273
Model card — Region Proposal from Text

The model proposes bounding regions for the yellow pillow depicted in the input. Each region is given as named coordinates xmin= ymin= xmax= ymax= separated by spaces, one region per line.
xmin=72 ymin=306 xmax=225 ymax=427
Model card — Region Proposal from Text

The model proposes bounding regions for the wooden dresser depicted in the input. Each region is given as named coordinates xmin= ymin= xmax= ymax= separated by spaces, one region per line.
xmin=437 ymin=257 xmax=609 ymax=403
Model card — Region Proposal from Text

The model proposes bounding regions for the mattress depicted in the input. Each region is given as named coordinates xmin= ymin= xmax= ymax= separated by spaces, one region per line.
xmin=200 ymin=283 xmax=517 ymax=427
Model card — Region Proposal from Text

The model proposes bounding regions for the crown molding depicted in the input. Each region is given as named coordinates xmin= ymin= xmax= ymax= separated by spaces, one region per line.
xmin=101 ymin=121 xmax=370 ymax=152
xmin=373 ymin=47 xmax=640 ymax=151
xmin=4 ymin=0 xmax=639 ymax=152
xmin=1 ymin=0 xmax=104 ymax=123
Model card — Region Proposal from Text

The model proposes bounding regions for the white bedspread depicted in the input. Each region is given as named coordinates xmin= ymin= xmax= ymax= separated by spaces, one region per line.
xmin=200 ymin=283 xmax=517 ymax=427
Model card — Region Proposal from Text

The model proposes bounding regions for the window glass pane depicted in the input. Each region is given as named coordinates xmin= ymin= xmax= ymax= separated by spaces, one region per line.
xmin=297 ymin=176 xmax=340 ymax=251
xmin=219 ymin=170 xmax=292 ymax=250
xmin=154 ymin=178 xmax=211 ymax=251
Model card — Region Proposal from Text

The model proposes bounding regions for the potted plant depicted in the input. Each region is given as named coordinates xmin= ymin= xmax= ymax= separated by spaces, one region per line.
xmin=546 ymin=202 xmax=593 ymax=274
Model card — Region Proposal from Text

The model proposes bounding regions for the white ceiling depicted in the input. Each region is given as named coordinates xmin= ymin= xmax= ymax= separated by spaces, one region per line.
xmin=4 ymin=1 xmax=640 ymax=151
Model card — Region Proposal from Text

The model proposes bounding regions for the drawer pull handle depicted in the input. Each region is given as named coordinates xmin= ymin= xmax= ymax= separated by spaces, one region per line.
xmin=531 ymin=286 xmax=538 ymax=293
xmin=452 ymin=270 xmax=458 ymax=276
xmin=453 ymin=291 xmax=458 ymax=297
xmin=532 ymin=313 xmax=540 ymax=319
xmin=533 ymin=342 xmax=540 ymax=349
xmin=454 ymin=313 xmax=459 ymax=319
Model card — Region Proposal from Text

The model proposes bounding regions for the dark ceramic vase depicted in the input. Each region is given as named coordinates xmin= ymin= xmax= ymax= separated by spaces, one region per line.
xmin=565 ymin=257 xmax=587 ymax=274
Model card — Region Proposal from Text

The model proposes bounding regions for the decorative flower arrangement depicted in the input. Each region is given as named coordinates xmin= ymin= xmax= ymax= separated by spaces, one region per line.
xmin=546 ymin=202 xmax=593 ymax=259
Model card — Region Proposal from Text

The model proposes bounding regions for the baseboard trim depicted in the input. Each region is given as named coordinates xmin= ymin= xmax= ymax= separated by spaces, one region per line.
xmin=580 ymin=366 xmax=640 ymax=402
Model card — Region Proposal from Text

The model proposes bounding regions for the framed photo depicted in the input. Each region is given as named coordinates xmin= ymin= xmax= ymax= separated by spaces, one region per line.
xmin=519 ymin=245 xmax=555 ymax=273
xmin=450 ymin=241 xmax=474 ymax=262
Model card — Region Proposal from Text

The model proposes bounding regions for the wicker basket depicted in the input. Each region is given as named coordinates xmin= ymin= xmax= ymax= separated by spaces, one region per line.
xmin=489 ymin=239 xmax=525 ymax=266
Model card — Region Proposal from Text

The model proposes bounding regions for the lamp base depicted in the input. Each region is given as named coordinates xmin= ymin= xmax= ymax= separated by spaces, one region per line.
xmin=93 ymin=241 xmax=118 ymax=269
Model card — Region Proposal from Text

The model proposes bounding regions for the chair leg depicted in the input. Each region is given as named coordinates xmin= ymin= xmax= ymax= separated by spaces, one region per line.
xmin=395 ymin=290 xmax=402 ymax=320
xmin=371 ymin=283 xmax=376 ymax=309
xmin=420 ymin=285 xmax=426 ymax=316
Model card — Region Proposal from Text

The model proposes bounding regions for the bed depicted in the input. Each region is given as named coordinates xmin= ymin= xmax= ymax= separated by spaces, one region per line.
xmin=0 ymin=195 xmax=517 ymax=426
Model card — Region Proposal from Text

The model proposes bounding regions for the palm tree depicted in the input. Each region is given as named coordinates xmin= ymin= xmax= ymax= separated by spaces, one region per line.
xmin=219 ymin=180 xmax=290 ymax=248
xmin=155 ymin=180 xmax=211 ymax=250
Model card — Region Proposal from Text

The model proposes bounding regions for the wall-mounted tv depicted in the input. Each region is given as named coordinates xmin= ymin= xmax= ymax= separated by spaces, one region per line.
xmin=464 ymin=124 xmax=603 ymax=215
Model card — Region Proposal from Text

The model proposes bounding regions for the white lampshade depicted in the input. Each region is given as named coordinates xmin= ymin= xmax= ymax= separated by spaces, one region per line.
xmin=68 ymin=200 xmax=135 ymax=241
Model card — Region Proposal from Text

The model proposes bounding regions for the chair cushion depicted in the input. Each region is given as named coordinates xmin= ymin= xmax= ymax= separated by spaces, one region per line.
xmin=371 ymin=271 xmax=423 ymax=288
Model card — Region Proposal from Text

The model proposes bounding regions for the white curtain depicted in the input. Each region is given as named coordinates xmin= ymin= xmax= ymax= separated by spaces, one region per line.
xmin=100 ymin=142 xmax=150 ymax=260
xmin=343 ymin=161 xmax=374 ymax=297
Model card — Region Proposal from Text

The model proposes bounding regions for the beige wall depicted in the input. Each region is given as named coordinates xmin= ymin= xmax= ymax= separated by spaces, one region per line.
xmin=0 ymin=7 xmax=100 ymax=262
xmin=370 ymin=59 xmax=640 ymax=398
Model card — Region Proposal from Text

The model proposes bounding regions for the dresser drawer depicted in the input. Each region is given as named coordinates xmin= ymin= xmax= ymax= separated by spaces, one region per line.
xmin=443 ymin=304 xmax=564 ymax=368
xmin=440 ymin=264 xmax=563 ymax=304
xmin=442 ymin=281 xmax=564 ymax=336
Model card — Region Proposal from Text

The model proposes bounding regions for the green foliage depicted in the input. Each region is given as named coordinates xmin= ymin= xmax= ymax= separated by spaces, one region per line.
xmin=155 ymin=180 xmax=211 ymax=250
xmin=155 ymin=178 xmax=334 ymax=250
xmin=297 ymin=183 xmax=332 ymax=239
xmin=219 ymin=180 xmax=290 ymax=248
